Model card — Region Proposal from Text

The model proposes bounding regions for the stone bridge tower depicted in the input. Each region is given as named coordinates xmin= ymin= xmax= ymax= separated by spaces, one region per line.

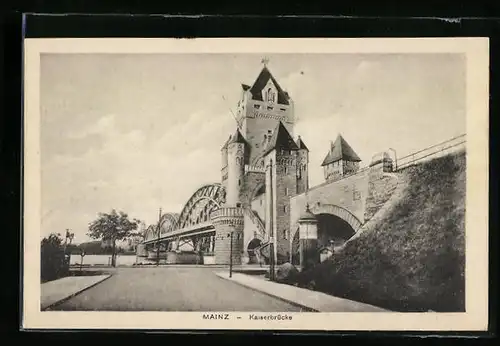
xmin=216 ymin=61 xmax=309 ymax=265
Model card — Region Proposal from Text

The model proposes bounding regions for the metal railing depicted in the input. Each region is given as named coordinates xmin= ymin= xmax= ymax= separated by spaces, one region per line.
xmin=395 ymin=134 xmax=466 ymax=171
xmin=243 ymin=207 xmax=266 ymax=237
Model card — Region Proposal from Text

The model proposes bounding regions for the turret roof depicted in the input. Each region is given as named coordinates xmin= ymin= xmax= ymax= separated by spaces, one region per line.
xmin=321 ymin=134 xmax=362 ymax=166
xmin=296 ymin=135 xmax=309 ymax=152
xmin=221 ymin=135 xmax=232 ymax=150
xmin=263 ymin=121 xmax=299 ymax=156
xmin=246 ymin=66 xmax=290 ymax=105
xmin=228 ymin=128 xmax=247 ymax=145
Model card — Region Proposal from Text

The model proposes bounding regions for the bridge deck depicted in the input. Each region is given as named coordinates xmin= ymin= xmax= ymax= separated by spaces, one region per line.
xmin=142 ymin=221 xmax=214 ymax=245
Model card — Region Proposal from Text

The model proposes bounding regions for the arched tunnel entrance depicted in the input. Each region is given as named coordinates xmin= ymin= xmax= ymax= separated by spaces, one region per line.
xmin=316 ymin=213 xmax=357 ymax=248
xmin=247 ymin=238 xmax=262 ymax=264
xmin=291 ymin=213 xmax=357 ymax=265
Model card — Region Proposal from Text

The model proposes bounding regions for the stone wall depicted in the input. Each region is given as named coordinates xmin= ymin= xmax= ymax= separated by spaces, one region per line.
xmin=290 ymin=169 xmax=371 ymax=238
xmin=240 ymin=171 xmax=266 ymax=207
xmin=364 ymin=167 xmax=399 ymax=221
xmin=211 ymin=208 xmax=244 ymax=265
xmin=274 ymin=153 xmax=298 ymax=262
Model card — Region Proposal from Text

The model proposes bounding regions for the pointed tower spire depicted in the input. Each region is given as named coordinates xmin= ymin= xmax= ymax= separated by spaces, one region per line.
xmin=296 ymin=135 xmax=310 ymax=152
xmin=321 ymin=134 xmax=361 ymax=166
xmin=263 ymin=121 xmax=299 ymax=156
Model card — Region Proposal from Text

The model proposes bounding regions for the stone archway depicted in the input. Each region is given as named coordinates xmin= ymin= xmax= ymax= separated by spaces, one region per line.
xmin=290 ymin=204 xmax=362 ymax=263
xmin=246 ymin=238 xmax=262 ymax=264
xmin=309 ymin=204 xmax=362 ymax=232
xmin=315 ymin=213 xmax=357 ymax=249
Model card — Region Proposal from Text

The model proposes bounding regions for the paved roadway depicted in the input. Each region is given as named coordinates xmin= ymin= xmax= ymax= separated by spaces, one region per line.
xmin=49 ymin=267 xmax=303 ymax=312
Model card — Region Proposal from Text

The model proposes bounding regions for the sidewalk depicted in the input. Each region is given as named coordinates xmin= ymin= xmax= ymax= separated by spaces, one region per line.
xmin=215 ymin=272 xmax=389 ymax=312
xmin=41 ymin=275 xmax=111 ymax=310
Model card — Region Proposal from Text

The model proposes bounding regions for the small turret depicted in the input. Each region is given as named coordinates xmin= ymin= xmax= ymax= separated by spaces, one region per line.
xmin=296 ymin=135 xmax=309 ymax=194
xmin=321 ymin=134 xmax=361 ymax=182
xmin=226 ymin=129 xmax=247 ymax=207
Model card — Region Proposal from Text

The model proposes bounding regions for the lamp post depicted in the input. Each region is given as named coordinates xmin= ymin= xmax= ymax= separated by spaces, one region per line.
xmin=80 ymin=250 xmax=86 ymax=273
xmin=229 ymin=231 xmax=233 ymax=278
xmin=156 ymin=207 xmax=162 ymax=266
xmin=269 ymin=237 xmax=275 ymax=281
xmin=63 ymin=229 xmax=74 ymax=269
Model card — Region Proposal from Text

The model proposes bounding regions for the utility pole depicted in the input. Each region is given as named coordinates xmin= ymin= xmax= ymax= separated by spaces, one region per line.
xmin=229 ymin=231 xmax=233 ymax=278
xmin=268 ymin=159 xmax=276 ymax=281
xmin=156 ymin=207 xmax=162 ymax=266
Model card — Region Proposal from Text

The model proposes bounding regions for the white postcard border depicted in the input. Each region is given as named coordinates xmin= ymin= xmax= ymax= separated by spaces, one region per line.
xmin=23 ymin=37 xmax=489 ymax=331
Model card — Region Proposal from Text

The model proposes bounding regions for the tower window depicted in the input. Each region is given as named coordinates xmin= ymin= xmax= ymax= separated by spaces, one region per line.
xmin=283 ymin=230 xmax=288 ymax=240
xmin=283 ymin=205 xmax=287 ymax=213
xmin=267 ymin=88 xmax=276 ymax=104
xmin=254 ymin=104 xmax=260 ymax=109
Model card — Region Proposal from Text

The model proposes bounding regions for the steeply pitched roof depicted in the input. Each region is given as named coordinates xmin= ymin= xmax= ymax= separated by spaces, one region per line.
xmin=296 ymin=135 xmax=309 ymax=152
xmin=248 ymin=66 xmax=290 ymax=105
xmin=263 ymin=121 xmax=299 ymax=155
xmin=321 ymin=134 xmax=362 ymax=166
xmin=228 ymin=128 xmax=247 ymax=145
xmin=221 ymin=135 xmax=232 ymax=150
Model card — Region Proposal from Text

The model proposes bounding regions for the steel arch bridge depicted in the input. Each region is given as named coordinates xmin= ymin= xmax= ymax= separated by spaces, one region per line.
xmin=142 ymin=183 xmax=226 ymax=247
xmin=175 ymin=183 xmax=226 ymax=230
xmin=143 ymin=213 xmax=180 ymax=242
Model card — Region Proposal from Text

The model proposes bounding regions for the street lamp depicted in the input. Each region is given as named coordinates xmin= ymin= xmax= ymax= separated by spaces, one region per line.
xmin=229 ymin=232 xmax=233 ymax=278
xmin=156 ymin=208 xmax=162 ymax=266
xmin=80 ymin=250 xmax=86 ymax=273
xmin=63 ymin=229 xmax=74 ymax=269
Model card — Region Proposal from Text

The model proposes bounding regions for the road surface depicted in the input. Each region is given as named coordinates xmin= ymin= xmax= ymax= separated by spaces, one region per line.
xmin=48 ymin=267 xmax=303 ymax=312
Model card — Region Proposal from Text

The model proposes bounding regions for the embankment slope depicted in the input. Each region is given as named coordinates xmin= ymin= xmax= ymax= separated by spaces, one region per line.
xmin=298 ymin=151 xmax=466 ymax=312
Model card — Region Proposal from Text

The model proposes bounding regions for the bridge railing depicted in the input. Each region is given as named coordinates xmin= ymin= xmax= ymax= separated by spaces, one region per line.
xmin=292 ymin=133 xmax=467 ymax=197
xmin=395 ymin=134 xmax=466 ymax=171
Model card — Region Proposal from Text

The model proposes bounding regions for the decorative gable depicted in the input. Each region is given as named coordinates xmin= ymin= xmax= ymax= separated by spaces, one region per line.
xmin=262 ymin=78 xmax=278 ymax=104
xmin=248 ymin=66 xmax=290 ymax=105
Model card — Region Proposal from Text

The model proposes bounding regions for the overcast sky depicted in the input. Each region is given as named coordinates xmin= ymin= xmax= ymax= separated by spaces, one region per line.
xmin=40 ymin=53 xmax=465 ymax=243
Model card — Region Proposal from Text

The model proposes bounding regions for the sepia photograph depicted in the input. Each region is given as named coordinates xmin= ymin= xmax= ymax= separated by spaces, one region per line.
xmin=22 ymin=37 xmax=489 ymax=331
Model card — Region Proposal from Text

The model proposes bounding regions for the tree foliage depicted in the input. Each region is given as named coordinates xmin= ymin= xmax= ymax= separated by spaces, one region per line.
xmin=87 ymin=209 xmax=141 ymax=242
xmin=41 ymin=233 xmax=69 ymax=282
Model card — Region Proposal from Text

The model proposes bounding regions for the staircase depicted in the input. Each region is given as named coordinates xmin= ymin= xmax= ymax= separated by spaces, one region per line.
xmin=243 ymin=207 xmax=266 ymax=238
xmin=243 ymin=207 xmax=270 ymax=263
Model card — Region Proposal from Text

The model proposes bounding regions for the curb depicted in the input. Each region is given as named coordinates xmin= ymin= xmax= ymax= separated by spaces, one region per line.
xmin=42 ymin=274 xmax=112 ymax=311
xmin=214 ymin=272 xmax=318 ymax=312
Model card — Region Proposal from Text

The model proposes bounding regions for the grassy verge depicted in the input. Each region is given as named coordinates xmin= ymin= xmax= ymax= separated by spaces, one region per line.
xmin=297 ymin=151 xmax=466 ymax=312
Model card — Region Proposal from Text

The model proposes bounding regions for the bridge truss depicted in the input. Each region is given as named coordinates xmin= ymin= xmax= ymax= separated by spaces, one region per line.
xmin=141 ymin=184 xmax=226 ymax=260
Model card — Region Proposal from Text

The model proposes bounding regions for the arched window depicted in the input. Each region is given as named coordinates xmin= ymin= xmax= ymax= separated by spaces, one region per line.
xmin=267 ymin=87 xmax=275 ymax=104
